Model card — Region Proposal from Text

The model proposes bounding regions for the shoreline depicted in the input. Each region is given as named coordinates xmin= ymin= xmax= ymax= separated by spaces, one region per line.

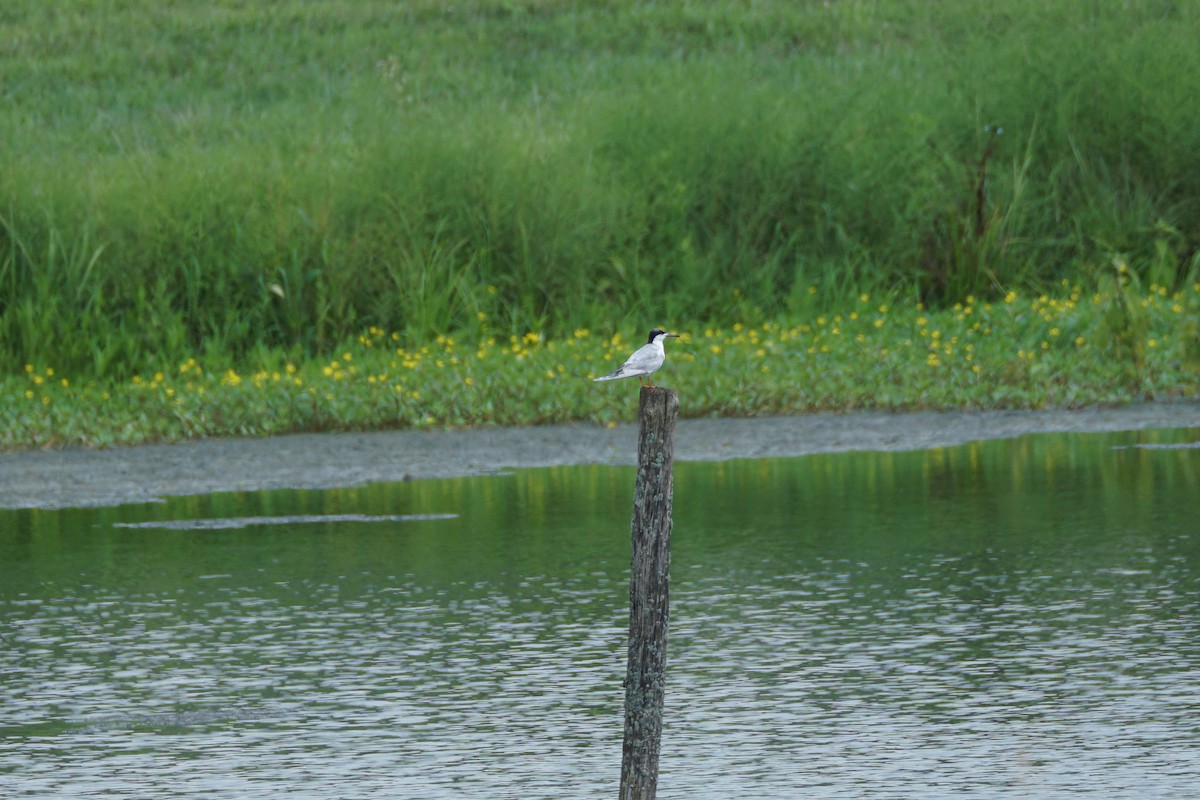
xmin=3 ymin=403 xmax=1198 ymax=510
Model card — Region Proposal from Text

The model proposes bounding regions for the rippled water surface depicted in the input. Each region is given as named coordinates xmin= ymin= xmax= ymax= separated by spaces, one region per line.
xmin=3 ymin=427 xmax=1200 ymax=798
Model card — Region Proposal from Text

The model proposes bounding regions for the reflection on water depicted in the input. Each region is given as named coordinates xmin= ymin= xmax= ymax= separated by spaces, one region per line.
xmin=3 ymin=427 xmax=1199 ymax=799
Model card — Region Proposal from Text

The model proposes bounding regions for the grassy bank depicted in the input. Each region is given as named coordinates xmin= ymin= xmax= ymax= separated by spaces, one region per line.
xmin=4 ymin=276 xmax=1198 ymax=449
xmin=3 ymin=0 xmax=1200 ymax=382
xmin=3 ymin=1 xmax=1199 ymax=448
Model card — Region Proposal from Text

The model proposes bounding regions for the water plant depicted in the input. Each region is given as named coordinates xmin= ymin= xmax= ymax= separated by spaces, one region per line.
xmin=4 ymin=279 xmax=1196 ymax=450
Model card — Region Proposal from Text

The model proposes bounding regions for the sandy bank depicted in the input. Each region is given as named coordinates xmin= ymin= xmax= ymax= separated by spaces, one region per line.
xmin=2 ymin=403 xmax=1197 ymax=509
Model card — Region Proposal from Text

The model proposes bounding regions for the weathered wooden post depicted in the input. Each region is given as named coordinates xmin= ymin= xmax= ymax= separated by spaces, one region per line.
xmin=619 ymin=386 xmax=679 ymax=800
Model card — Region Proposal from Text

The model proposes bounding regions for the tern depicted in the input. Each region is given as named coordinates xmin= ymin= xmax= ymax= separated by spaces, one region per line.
xmin=592 ymin=329 xmax=680 ymax=388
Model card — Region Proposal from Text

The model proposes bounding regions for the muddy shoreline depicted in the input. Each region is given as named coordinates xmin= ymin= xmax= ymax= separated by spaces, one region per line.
xmin=3 ymin=403 xmax=1198 ymax=509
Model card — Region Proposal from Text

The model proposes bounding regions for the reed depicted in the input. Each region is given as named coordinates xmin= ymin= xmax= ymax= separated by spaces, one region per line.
xmin=2 ymin=0 xmax=1198 ymax=380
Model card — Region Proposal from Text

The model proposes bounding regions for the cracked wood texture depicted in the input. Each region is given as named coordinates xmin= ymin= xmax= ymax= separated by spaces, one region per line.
xmin=619 ymin=387 xmax=679 ymax=800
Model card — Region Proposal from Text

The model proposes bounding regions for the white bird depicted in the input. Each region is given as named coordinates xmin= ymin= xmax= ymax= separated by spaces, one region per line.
xmin=592 ymin=329 xmax=680 ymax=388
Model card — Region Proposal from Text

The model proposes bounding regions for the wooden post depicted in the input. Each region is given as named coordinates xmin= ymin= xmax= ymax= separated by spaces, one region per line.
xmin=619 ymin=386 xmax=679 ymax=800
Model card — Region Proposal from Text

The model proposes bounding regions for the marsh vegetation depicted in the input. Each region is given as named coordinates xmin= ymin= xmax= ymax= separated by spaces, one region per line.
xmin=2 ymin=1 xmax=1198 ymax=445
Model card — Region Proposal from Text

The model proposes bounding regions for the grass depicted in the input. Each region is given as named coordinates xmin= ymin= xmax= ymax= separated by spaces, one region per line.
xmin=2 ymin=1 xmax=1199 ymax=447
xmin=4 ymin=275 xmax=1197 ymax=450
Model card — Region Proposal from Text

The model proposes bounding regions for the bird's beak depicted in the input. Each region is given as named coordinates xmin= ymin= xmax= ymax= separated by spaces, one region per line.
xmin=666 ymin=332 xmax=681 ymax=338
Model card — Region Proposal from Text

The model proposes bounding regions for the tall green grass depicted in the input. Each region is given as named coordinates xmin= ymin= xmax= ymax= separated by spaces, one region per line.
xmin=2 ymin=0 xmax=1199 ymax=377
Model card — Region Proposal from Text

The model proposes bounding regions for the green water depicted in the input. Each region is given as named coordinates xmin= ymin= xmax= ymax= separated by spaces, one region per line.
xmin=3 ymin=428 xmax=1199 ymax=798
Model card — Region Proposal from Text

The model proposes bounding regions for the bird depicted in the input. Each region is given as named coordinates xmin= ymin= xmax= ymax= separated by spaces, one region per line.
xmin=592 ymin=329 xmax=680 ymax=388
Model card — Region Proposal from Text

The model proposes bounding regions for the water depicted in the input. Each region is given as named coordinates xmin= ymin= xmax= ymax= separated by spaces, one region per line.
xmin=3 ymin=427 xmax=1199 ymax=798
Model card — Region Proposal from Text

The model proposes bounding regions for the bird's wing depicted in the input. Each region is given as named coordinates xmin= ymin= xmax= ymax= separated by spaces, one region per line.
xmin=594 ymin=361 xmax=637 ymax=380
xmin=616 ymin=345 xmax=653 ymax=373
xmin=592 ymin=343 xmax=661 ymax=381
